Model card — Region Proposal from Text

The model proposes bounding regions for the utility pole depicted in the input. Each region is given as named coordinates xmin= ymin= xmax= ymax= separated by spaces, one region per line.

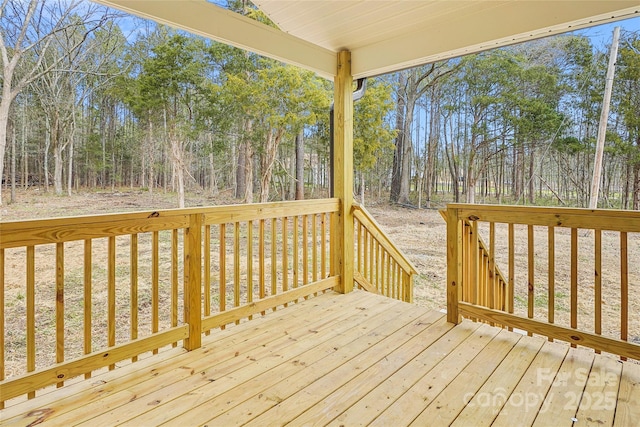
xmin=589 ymin=26 xmax=620 ymax=210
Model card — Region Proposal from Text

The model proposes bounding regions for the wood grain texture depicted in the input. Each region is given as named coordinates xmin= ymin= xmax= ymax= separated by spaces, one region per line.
xmin=333 ymin=50 xmax=354 ymax=294
xmin=459 ymin=302 xmax=640 ymax=360
xmin=2 ymin=291 xmax=636 ymax=427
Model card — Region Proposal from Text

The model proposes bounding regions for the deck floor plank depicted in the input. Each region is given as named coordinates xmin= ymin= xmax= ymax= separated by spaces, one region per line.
xmin=491 ymin=339 xmax=571 ymax=427
xmin=205 ymin=309 xmax=445 ymax=426
xmin=326 ymin=320 xmax=483 ymax=427
xmin=613 ymin=359 xmax=640 ymax=427
xmin=450 ymin=334 xmax=547 ymax=427
xmin=1 ymin=291 xmax=346 ymax=424
xmin=531 ymin=346 xmax=596 ymax=427
xmin=124 ymin=295 xmax=429 ymax=426
xmin=1 ymin=290 xmax=636 ymax=427
xmin=574 ymin=354 xmax=622 ymax=426
xmin=291 ymin=319 xmax=471 ymax=426
xmin=367 ymin=322 xmax=502 ymax=427
xmin=23 ymin=292 xmax=376 ymax=426
xmin=72 ymin=292 xmax=393 ymax=426
xmin=407 ymin=329 xmax=522 ymax=427
xmin=259 ymin=314 xmax=452 ymax=426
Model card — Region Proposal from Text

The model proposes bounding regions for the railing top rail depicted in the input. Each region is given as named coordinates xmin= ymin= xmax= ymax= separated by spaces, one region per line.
xmin=203 ymin=198 xmax=339 ymax=225
xmin=0 ymin=198 xmax=340 ymax=249
xmin=447 ymin=204 xmax=640 ymax=232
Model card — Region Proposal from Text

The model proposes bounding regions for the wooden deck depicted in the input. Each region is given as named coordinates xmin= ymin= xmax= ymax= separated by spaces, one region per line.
xmin=1 ymin=290 xmax=639 ymax=427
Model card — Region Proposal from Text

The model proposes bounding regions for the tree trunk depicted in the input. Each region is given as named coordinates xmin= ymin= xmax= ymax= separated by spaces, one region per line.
xmin=390 ymin=73 xmax=407 ymax=203
xmin=424 ymin=96 xmax=439 ymax=209
xmin=67 ymin=134 xmax=74 ymax=196
xmin=209 ymin=152 xmax=218 ymax=195
xmin=634 ymin=154 xmax=640 ymax=210
xmin=52 ymin=113 xmax=64 ymax=196
xmin=528 ymin=146 xmax=535 ymax=205
xmin=235 ymin=140 xmax=246 ymax=199
xmin=21 ymin=101 xmax=28 ymax=189
xmin=295 ymin=131 xmax=304 ymax=200
xmin=10 ymin=117 xmax=16 ymax=203
xmin=259 ymin=128 xmax=282 ymax=203
xmin=0 ymin=91 xmax=11 ymax=205
xmin=54 ymin=144 xmax=64 ymax=195
xmin=465 ymin=164 xmax=476 ymax=204
xmin=170 ymin=135 xmax=186 ymax=208
xmin=623 ymin=160 xmax=630 ymax=209
xmin=243 ymin=141 xmax=254 ymax=203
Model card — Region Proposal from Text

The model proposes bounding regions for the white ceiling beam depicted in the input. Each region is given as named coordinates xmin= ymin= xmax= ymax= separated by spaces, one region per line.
xmin=351 ymin=2 xmax=640 ymax=78
xmin=92 ymin=0 xmax=337 ymax=79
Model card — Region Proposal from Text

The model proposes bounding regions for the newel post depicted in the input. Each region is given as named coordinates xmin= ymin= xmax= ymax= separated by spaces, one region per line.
xmin=333 ymin=50 xmax=354 ymax=294
xmin=184 ymin=213 xmax=202 ymax=350
xmin=447 ymin=206 xmax=462 ymax=323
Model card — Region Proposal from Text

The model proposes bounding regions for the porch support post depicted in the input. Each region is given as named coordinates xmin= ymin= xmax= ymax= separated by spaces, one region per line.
xmin=184 ymin=213 xmax=202 ymax=350
xmin=446 ymin=206 xmax=462 ymax=323
xmin=333 ymin=50 xmax=354 ymax=294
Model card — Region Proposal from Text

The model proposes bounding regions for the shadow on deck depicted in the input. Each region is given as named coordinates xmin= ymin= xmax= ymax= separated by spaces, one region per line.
xmin=2 ymin=290 xmax=639 ymax=426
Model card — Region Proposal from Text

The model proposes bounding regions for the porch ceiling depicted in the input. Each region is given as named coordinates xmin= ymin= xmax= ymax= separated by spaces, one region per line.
xmin=94 ymin=0 xmax=639 ymax=79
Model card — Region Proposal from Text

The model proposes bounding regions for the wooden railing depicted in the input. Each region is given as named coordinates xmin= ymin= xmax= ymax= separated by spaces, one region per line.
xmin=440 ymin=209 xmax=509 ymax=314
xmin=353 ymin=204 xmax=417 ymax=302
xmin=0 ymin=199 xmax=339 ymax=407
xmin=446 ymin=204 xmax=640 ymax=360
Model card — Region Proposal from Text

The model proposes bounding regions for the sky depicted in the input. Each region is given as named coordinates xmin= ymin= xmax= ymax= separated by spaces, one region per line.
xmin=574 ymin=16 xmax=640 ymax=50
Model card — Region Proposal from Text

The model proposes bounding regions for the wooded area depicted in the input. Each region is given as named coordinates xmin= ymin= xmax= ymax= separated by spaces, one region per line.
xmin=1 ymin=0 xmax=639 ymax=209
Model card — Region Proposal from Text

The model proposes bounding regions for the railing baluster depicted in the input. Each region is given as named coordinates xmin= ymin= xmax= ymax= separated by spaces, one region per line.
xmin=271 ymin=218 xmax=277 ymax=309
xmin=356 ymin=219 xmax=362 ymax=277
xmin=26 ymin=246 xmax=35 ymax=399
xmin=312 ymin=214 xmax=318 ymax=283
xmin=302 ymin=215 xmax=308 ymax=290
xmin=489 ymin=222 xmax=495 ymax=311
xmin=470 ymin=221 xmax=478 ymax=307
xmin=293 ymin=216 xmax=299 ymax=297
xmin=151 ymin=231 xmax=159 ymax=343
xmin=508 ymin=223 xmax=514 ymax=331
xmin=594 ymin=229 xmax=601 ymax=351
xmin=283 ymin=217 xmax=289 ymax=304
xmin=321 ymin=213 xmax=326 ymax=279
xmin=129 ymin=235 xmax=138 ymax=358
xmin=172 ymin=229 xmax=179 ymax=345
xmin=108 ymin=236 xmax=117 ymax=366
xmin=234 ymin=222 xmax=240 ymax=322
xmin=329 ymin=212 xmax=336 ymax=278
xmin=220 ymin=224 xmax=226 ymax=326
xmin=570 ymin=228 xmax=578 ymax=347
xmin=247 ymin=220 xmax=253 ymax=319
xmin=621 ymin=231 xmax=628 ymax=361
xmin=56 ymin=242 xmax=64 ymax=386
xmin=387 ymin=258 xmax=392 ymax=298
xmin=0 ymin=248 xmax=3 ymax=408
xmin=364 ymin=229 xmax=370 ymax=285
xmin=380 ymin=244 xmax=385 ymax=296
xmin=527 ymin=225 xmax=534 ymax=336
xmin=84 ymin=239 xmax=94 ymax=371
xmin=204 ymin=225 xmax=211 ymax=334
xmin=259 ymin=219 xmax=266 ymax=314
xmin=375 ymin=241 xmax=380 ymax=293
xmin=548 ymin=227 xmax=555 ymax=342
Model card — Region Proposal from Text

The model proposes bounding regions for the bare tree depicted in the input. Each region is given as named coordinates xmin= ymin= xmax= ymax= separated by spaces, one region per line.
xmin=0 ymin=0 xmax=112 ymax=204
